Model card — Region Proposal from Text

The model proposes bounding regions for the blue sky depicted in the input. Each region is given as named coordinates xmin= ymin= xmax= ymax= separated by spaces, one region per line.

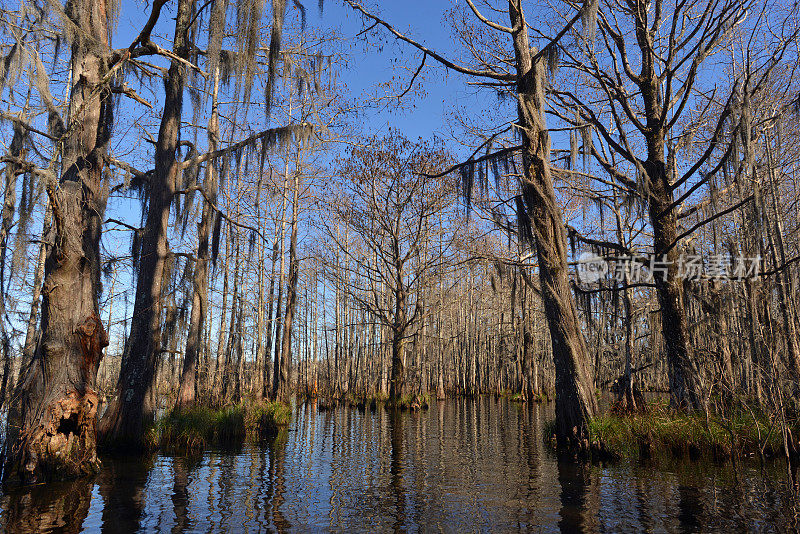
xmin=112 ymin=0 xmax=490 ymax=149
xmin=5 ymin=0 xmax=753 ymax=355
xmin=93 ymin=0 xmax=509 ymax=351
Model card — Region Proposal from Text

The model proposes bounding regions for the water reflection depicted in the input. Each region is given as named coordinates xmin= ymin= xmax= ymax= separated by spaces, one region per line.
xmin=0 ymin=399 xmax=797 ymax=532
xmin=389 ymin=409 xmax=405 ymax=533
xmin=557 ymin=462 xmax=590 ymax=533
xmin=677 ymin=485 xmax=704 ymax=533
xmin=97 ymin=454 xmax=152 ymax=532
xmin=267 ymin=430 xmax=291 ymax=532
xmin=169 ymin=455 xmax=203 ymax=533
xmin=2 ymin=478 xmax=92 ymax=533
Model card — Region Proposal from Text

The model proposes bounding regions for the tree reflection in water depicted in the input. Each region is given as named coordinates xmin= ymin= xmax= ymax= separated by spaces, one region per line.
xmin=389 ymin=408 xmax=406 ymax=533
xmin=170 ymin=455 xmax=202 ymax=533
xmin=1 ymin=478 xmax=92 ymax=533
xmin=98 ymin=454 xmax=153 ymax=533
xmin=266 ymin=428 xmax=291 ymax=533
xmin=0 ymin=400 xmax=797 ymax=532
xmin=557 ymin=461 xmax=591 ymax=533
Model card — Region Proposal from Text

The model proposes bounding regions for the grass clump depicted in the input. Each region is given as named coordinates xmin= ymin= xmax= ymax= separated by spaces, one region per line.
xmin=507 ymin=392 xmax=549 ymax=403
xmin=541 ymin=400 xmax=797 ymax=461
xmin=391 ymin=393 xmax=431 ymax=410
xmin=245 ymin=401 xmax=292 ymax=433
xmin=152 ymin=401 xmax=291 ymax=451
xmin=585 ymin=402 xmax=795 ymax=461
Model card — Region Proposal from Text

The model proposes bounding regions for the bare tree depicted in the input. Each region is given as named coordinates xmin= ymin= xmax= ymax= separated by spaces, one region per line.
xmin=343 ymin=0 xmax=600 ymax=445
xmin=551 ymin=0 xmax=793 ymax=409
xmin=320 ymin=135 xmax=457 ymax=403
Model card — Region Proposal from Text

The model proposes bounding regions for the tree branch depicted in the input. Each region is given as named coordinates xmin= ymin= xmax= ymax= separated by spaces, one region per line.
xmin=343 ymin=0 xmax=515 ymax=81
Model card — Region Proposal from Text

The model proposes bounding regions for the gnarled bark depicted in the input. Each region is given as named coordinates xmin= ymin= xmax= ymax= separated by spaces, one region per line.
xmin=509 ymin=0 xmax=597 ymax=448
xmin=3 ymin=0 xmax=111 ymax=483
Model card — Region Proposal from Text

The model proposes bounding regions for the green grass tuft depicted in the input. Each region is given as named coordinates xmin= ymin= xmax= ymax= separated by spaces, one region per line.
xmin=583 ymin=402 xmax=796 ymax=461
xmin=152 ymin=401 xmax=292 ymax=452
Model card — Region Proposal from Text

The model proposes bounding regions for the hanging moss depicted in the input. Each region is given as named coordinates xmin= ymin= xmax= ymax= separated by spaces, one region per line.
xmin=263 ymin=0 xmax=285 ymax=115
xmin=581 ymin=0 xmax=598 ymax=42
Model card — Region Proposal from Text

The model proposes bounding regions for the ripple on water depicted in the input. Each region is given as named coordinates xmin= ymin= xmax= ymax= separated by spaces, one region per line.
xmin=0 ymin=399 xmax=797 ymax=532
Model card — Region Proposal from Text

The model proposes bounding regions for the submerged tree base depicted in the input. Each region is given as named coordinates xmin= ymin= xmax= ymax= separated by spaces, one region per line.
xmin=546 ymin=402 xmax=800 ymax=462
xmin=147 ymin=401 xmax=291 ymax=452
xmin=389 ymin=394 xmax=431 ymax=411
xmin=3 ymin=390 xmax=102 ymax=485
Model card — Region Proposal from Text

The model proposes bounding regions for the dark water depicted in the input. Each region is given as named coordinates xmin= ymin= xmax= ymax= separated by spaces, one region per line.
xmin=1 ymin=399 xmax=797 ymax=532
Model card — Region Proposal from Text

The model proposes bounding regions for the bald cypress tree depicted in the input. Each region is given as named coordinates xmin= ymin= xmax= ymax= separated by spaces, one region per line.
xmin=4 ymin=0 xmax=113 ymax=483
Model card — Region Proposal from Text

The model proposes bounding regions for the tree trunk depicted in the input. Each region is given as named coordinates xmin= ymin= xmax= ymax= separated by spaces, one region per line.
xmin=262 ymin=240 xmax=279 ymax=399
xmin=222 ymin=244 xmax=241 ymax=402
xmin=176 ymin=63 xmax=221 ymax=409
xmin=275 ymin=168 xmax=300 ymax=401
xmin=100 ymin=0 xmax=194 ymax=446
xmin=20 ymin=203 xmax=51 ymax=378
xmin=508 ymin=0 xmax=597 ymax=449
xmin=255 ymin=186 xmax=266 ymax=400
xmin=232 ymin=296 xmax=245 ymax=403
xmin=389 ymin=329 xmax=406 ymax=402
xmin=3 ymin=0 xmax=112 ymax=482
xmin=646 ymin=160 xmax=704 ymax=410
xmin=212 ymin=227 xmax=231 ymax=401
xmin=271 ymin=162 xmax=290 ymax=400
xmin=0 ymin=119 xmax=26 ymax=405
xmin=764 ymin=139 xmax=800 ymax=380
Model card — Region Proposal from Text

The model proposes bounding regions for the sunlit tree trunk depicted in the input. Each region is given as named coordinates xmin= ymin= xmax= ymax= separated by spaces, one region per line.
xmin=213 ymin=226 xmax=231 ymax=401
xmin=100 ymin=0 xmax=195 ymax=446
xmin=0 ymin=118 xmax=26 ymax=406
xmin=176 ymin=64 xmax=221 ymax=409
xmin=508 ymin=0 xmax=597 ymax=448
xmin=20 ymin=202 xmax=51 ymax=377
xmin=271 ymin=161 xmax=290 ymax=399
xmin=262 ymin=239 xmax=279 ymax=399
xmin=275 ymin=166 xmax=300 ymax=401
xmin=4 ymin=0 xmax=112 ymax=482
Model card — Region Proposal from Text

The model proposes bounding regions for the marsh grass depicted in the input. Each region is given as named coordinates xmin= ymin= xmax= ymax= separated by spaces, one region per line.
xmin=317 ymin=392 xmax=432 ymax=411
xmin=505 ymin=391 xmax=549 ymax=403
xmin=545 ymin=401 xmax=797 ymax=461
xmin=150 ymin=401 xmax=292 ymax=451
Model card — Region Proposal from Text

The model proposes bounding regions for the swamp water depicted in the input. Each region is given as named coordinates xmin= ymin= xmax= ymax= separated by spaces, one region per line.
xmin=0 ymin=399 xmax=796 ymax=532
